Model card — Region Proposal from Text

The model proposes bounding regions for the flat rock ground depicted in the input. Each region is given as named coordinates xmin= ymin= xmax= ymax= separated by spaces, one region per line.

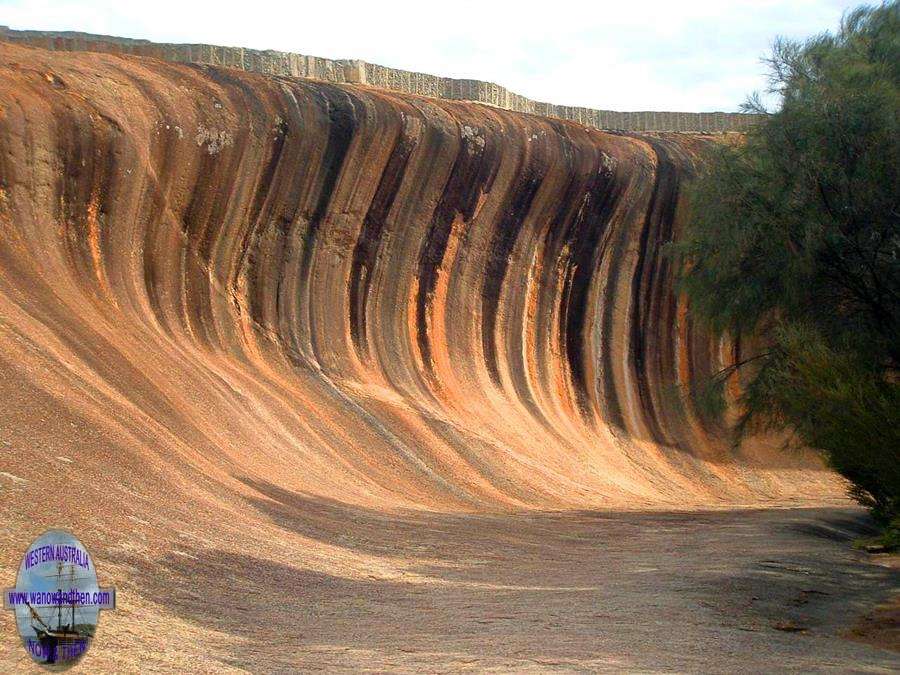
xmin=1 ymin=505 xmax=897 ymax=673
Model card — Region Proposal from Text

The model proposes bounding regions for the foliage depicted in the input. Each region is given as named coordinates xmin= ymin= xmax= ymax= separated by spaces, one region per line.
xmin=673 ymin=2 xmax=900 ymax=521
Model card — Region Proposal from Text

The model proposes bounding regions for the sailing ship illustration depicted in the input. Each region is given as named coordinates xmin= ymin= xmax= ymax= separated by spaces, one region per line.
xmin=22 ymin=561 xmax=93 ymax=665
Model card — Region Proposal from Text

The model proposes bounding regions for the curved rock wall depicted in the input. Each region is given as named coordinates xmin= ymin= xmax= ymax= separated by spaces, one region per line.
xmin=0 ymin=43 xmax=837 ymax=514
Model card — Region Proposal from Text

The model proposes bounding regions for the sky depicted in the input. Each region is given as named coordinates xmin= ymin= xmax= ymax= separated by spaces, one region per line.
xmin=1 ymin=0 xmax=856 ymax=112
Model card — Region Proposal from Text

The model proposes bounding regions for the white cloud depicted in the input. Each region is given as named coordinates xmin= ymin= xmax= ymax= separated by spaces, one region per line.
xmin=1 ymin=0 xmax=852 ymax=111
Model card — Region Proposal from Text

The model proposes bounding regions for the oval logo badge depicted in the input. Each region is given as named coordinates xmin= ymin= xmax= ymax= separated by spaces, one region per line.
xmin=4 ymin=529 xmax=115 ymax=670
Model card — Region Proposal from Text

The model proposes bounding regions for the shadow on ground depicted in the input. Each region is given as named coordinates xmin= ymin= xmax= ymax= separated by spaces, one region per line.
xmin=121 ymin=481 xmax=899 ymax=671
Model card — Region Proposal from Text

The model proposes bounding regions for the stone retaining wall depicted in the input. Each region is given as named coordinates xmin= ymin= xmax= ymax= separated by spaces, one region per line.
xmin=0 ymin=26 xmax=758 ymax=133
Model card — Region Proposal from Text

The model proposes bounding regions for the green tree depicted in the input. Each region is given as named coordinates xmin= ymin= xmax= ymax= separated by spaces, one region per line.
xmin=674 ymin=2 xmax=899 ymax=524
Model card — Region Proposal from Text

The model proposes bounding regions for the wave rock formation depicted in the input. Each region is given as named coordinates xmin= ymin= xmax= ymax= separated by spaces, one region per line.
xmin=0 ymin=42 xmax=839 ymax=519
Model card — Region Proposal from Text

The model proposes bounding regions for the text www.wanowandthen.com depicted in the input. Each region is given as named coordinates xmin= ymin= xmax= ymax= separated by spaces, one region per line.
xmin=6 ymin=588 xmax=112 ymax=608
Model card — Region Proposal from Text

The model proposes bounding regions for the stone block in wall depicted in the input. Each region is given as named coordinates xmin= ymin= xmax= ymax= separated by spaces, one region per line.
xmin=343 ymin=60 xmax=366 ymax=85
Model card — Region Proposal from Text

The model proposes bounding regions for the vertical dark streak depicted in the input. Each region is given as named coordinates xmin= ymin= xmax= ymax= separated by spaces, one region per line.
xmin=348 ymin=115 xmax=416 ymax=359
xmin=288 ymin=85 xmax=357 ymax=365
xmin=300 ymin=86 xmax=357 ymax=280
xmin=415 ymin=122 xmax=495 ymax=378
xmin=560 ymin=166 xmax=624 ymax=419
xmin=480 ymin=136 xmax=543 ymax=385
xmin=628 ymin=138 xmax=680 ymax=446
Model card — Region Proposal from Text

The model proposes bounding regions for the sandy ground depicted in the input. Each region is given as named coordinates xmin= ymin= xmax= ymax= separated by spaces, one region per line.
xmin=846 ymin=554 xmax=900 ymax=655
xmin=1 ymin=506 xmax=897 ymax=673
